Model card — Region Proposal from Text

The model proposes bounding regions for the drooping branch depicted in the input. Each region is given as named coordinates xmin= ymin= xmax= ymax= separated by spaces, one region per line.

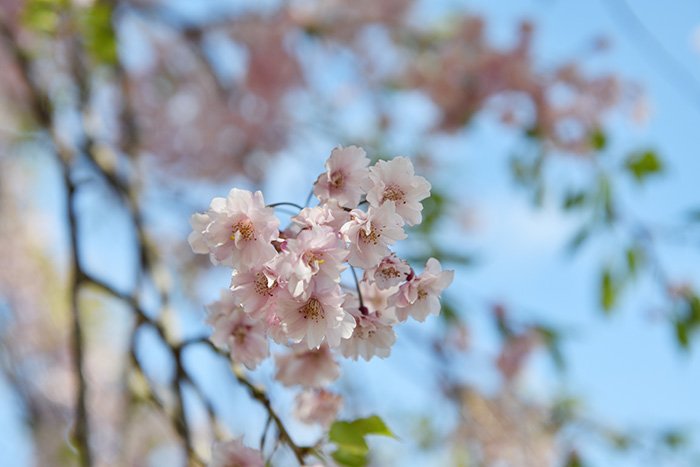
xmin=0 ymin=20 xmax=93 ymax=467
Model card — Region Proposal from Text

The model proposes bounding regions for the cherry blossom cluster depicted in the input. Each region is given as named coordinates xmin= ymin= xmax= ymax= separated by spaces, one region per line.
xmin=189 ymin=146 xmax=453 ymax=463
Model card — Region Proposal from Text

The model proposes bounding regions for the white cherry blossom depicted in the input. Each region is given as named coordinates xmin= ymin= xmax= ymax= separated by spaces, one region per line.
xmin=313 ymin=145 xmax=370 ymax=208
xmin=393 ymin=258 xmax=454 ymax=322
xmin=341 ymin=202 xmax=406 ymax=269
xmin=276 ymin=276 xmax=355 ymax=349
xmin=188 ymin=188 xmax=279 ymax=268
xmin=362 ymin=156 xmax=431 ymax=226
xmin=371 ymin=253 xmax=412 ymax=289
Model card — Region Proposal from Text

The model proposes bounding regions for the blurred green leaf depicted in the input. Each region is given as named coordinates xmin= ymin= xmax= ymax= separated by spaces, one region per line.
xmin=625 ymin=246 xmax=645 ymax=278
xmin=564 ymin=451 xmax=584 ymax=467
xmin=23 ymin=0 xmax=67 ymax=33
xmin=418 ymin=189 xmax=445 ymax=234
xmin=551 ymin=397 xmax=580 ymax=428
xmin=596 ymin=175 xmax=615 ymax=224
xmin=566 ymin=226 xmax=591 ymax=254
xmin=562 ymin=191 xmax=588 ymax=210
xmin=685 ymin=208 xmax=700 ymax=223
xmin=675 ymin=320 xmax=689 ymax=349
xmin=688 ymin=294 xmax=700 ymax=324
xmin=661 ymin=430 xmax=687 ymax=449
xmin=330 ymin=416 xmax=395 ymax=467
xmin=536 ymin=325 xmax=566 ymax=371
xmin=600 ymin=267 xmax=618 ymax=313
xmin=624 ymin=149 xmax=663 ymax=183
xmin=79 ymin=3 xmax=117 ymax=65
xmin=590 ymin=128 xmax=607 ymax=151
xmin=608 ymin=432 xmax=631 ymax=451
xmin=440 ymin=300 xmax=459 ymax=323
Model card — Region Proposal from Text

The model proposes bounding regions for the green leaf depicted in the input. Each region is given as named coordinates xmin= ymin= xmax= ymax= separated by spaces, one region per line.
xmin=624 ymin=149 xmax=663 ymax=183
xmin=329 ymin=416 xmax=395 ymax=467
xmin=332 ymin=449 xmax=367 ymax=467
xmin=600 ymin=267 xmax=617 ymax=313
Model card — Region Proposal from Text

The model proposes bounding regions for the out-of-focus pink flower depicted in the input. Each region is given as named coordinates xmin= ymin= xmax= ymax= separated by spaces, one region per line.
xmin=207 ymin=291 xmax=269 ymax=370
xmin=209 ymin=436 xmax=264 ymax=467
xmin=274 ymin=343 xmax=340 ymax=388
xmin=188 ymin=189 xmax=279 ymax=268
xmin=294 ymin=388 xmax=343 ymax=427
xmin=313 ymin=146 xmax=370 ymax=208
xmin=276 ymin=277 xmax=355 ymax=349
xmin=363 ymin=157 xmax=431 ymax=226
xmin=341 ymin=203 xmax=406 ymax=269
xmin=394 ymin=258 xmax=454 ymax=322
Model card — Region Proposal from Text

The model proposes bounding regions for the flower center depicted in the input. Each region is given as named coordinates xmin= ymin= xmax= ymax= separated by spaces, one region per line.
xmin=299 ymin=297 xmax=324 ymax=322
xmin=417 ymin=288 xmax=428 ymax=301
xmin=232 ymin=324 xmax=250 ymax=344
xmin=231 ymin=218 xmax=255 ymax=241
xmin=359 ymin=224 xmax=381 ymax=245
xmin=254 ymin=272 xmax=274 ymax=297
xmin=329 ymin=170 xmax=345 ymax=189
xmin=302 ymin=250 xmax=325 ymax=267
xmin=382 ymin=184 xmax=406 ymax=204
xmin=378 ymin=266 xmax=401 ymax=280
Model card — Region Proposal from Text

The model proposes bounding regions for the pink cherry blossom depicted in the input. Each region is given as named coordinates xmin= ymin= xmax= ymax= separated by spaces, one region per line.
xmin=276 ymin=276 xmax=355 ymax=348
xmin=188 ymin=188 xmax=279 ymax=268
xmin=341 ymin=202 xmax=407 ymax=269
xmin=207 ymin=291 xmax=269 ymax=370
xmin=230 ymin=265 xmax=280 ymax=318
xmin=281 ymin=226 xmax=348 ymax=297
xmin=294 ymin=389 xmax=343 ymax=427
xmin=340 ymin=291 xmax=396 ymax=360
xmin=293 ymin=200 xmax=350 ymax=232
xmin=209 ymin=437 xmax=264 ymax=467
xmin=313 ymin=145 xmax=370 ymax=208
xmin=393 ymin=258 xmax=455 ymax=322
xmin=359 ymin=280 xmax=400 ymax=323
xmin=274 ymin=343 xmax=340 ymax=388
xmin=362 ymin=156 xmax=431 ymax=226
xmin=371 ymin=253 xmax=411 ymax=289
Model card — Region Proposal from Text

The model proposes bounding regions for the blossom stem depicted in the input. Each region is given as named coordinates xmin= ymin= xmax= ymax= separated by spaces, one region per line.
xmin=350 ymin=266 xmax=367 ymax=314
xmin=268 ymin=201 xmax=305 ymax=210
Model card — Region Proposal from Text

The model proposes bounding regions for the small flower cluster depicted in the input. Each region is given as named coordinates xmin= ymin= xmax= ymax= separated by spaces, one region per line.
xmin=189 ymin=146 xmax=453 ymax=460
